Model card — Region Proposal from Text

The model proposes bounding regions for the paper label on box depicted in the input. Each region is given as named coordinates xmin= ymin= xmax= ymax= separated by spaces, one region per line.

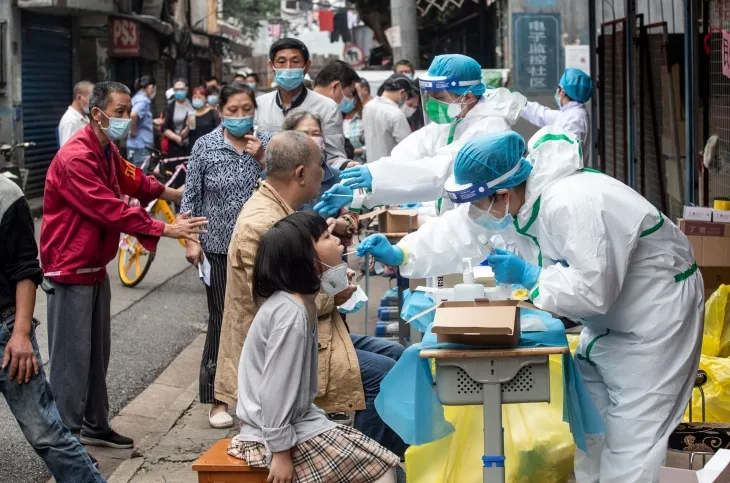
xmin=682 ymin=221 xmax=726 ymax=237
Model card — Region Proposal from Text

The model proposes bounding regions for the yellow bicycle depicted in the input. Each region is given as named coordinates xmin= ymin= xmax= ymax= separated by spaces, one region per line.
xmin=118 ymin=150 xmax=188 ymax=287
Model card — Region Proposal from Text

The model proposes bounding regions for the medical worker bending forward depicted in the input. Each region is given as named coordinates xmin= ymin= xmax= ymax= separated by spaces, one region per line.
xmin=520 ymin=68 xmax=592 ymax=157
xmin=358 ymin=128 xmax=704 ymax=483
xmin=315 ymin=54 xmax=526 ymax=216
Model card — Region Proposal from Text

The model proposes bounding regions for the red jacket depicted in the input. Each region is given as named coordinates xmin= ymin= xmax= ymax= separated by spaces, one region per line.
xmin=41 ymin=124 xmax=166 ymax=284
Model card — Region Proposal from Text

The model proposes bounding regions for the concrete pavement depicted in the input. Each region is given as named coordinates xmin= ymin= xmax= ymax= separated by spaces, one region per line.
xmin=0 ymin=218 xmax=208 ymax=483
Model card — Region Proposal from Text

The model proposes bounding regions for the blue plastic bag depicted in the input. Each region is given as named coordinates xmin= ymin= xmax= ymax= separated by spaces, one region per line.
xmin=400 ymin=290 xmax=437 ymax=333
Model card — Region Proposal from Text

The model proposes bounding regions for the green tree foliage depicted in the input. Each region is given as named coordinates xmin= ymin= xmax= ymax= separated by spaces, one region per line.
xmin=222 ymin=0 xmax=284 ymax=41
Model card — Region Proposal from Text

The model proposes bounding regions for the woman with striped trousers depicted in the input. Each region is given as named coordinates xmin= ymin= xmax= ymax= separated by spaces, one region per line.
xmin=180 ymin=83 xmax=272 ymax=428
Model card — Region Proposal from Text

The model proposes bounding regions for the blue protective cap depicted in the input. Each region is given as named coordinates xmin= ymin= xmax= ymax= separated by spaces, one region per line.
xmin=559 ymin=68 xmax=593 ymax=103
xmin=426 ymin=54 xmax=486 ymax=96
xmin=453 ymin=131 xmax=532 ymax=190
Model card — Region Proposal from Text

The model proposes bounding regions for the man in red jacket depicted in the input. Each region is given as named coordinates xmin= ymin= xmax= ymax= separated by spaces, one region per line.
xmin=40 ymin=81 xmax=207 ymax=451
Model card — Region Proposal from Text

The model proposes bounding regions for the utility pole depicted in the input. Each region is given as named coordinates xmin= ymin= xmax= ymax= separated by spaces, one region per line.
xmin=390 ymin=0 xmax=420 ymax=68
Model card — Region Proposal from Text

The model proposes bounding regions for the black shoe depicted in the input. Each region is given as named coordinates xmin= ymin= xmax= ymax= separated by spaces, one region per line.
xmin=88 ymin=454 xmax=99 ymax=468
xmin=81 ymin=430 xmax=134 ymax=449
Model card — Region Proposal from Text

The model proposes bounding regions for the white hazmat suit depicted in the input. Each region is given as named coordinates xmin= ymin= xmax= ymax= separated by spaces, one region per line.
xmin=521 ymin=100 xmax=590 ymax=159
xmin=361 ymin=88 xmax=526 ymax=209
xmin=397 ymin=126 xmax=704 ymax=483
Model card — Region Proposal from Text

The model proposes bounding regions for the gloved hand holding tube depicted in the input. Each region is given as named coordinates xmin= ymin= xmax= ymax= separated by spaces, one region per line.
xmin=314 ymin=184 xmax=353 ymax=216
xmin=340 ymin=165 xmax=373 ymax=189
xmin=356 ymin=234 xmax=404 ymax=266
xmin=486 ymin=248 xmax=541 ymax=289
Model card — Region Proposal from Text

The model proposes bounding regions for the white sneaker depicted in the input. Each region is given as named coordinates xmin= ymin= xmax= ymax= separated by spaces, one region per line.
xmin=208 ymin=407 xmax=233 ymax=428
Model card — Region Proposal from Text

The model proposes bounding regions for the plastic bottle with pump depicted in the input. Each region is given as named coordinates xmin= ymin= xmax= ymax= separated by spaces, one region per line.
xmin=454 ymin=258 xmax=486 ymax=301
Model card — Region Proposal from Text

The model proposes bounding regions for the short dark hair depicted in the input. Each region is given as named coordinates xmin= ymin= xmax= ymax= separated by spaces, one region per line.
xmin=206 ymin=85 xmax=220 ymax=96
xmin=382 ymin=74 xmax=414 ymax=93
xmin=314 ymin=60 xmax=360 ymax=88
xmin=89 ymin=81 xmax=131 ymax=112
xmin=253 ymin=211 xmax=329 ymax=303
xmin=358 ymin=79 xmax=370 ymax=92
xmin=135 ymin=75 xmax=156 ymax=91
xmin=394 ymin=59 xmax=415 ymax=72
xmin=245 ymin=73 xmax=260 ymax=83
xmin=207 ymin=75 xmax=219 ymax=83
xmin=233 ymin=74 xmax=246 ymax=81
xmin=219 ymin=82 xmax=257 ymax=109
xmin=269 ymin=38 xmax=310 ymax=63
xmin=173 ymin=77 xmax=188 ymax=87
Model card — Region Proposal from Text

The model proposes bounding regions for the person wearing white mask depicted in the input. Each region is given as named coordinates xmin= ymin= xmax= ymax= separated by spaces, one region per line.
xmin=520 ymin=68 xmax=592 ymax=158
xmin=362 ymin=74 xmax=414 ymax=163
xmin=41 ymin=81 xmax=204 ymax=454
xmin=358 ymin=128 xmax=703 ymax=483
xmin=58 ymin=80 xmax=93 ymax=146
xmin=255 ymin=38 xmax=350 ymax=169
xmin=214 ymin=132 xmax=408 ymax=462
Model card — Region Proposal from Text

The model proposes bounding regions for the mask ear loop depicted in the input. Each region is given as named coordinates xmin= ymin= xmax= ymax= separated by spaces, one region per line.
xmin=447 ymin=86 xmax=474 ymax=118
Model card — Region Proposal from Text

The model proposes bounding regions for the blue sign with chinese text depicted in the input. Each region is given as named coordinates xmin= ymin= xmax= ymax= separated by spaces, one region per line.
xmin=512 ymin=13 xmax=561 ymax=93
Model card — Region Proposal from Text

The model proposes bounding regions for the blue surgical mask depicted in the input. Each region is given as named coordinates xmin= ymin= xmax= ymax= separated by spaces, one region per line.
xmin=339 ymin=95 xmax=355 ymax=114
xmin=405 ymin=74 xmax=414 ymax=80
xmin=474 ymin=198 xmax=512 ymax=231
xmin=207 ymin=95 xmax=219 ymax=106
xmin=275 ymin=69 xmax=305 ymax=91
xmin=174 ymin=91 xmax=187 ymax=101
xmin=246 ymin=82 xmax=257 ymax=91
xmin=223 ymin=115 xmax=254 ymax=137
xmin=192 ymin=99 xmax=205 ymax=109
xmin=99 ymin=111 xmax=131 ymax=141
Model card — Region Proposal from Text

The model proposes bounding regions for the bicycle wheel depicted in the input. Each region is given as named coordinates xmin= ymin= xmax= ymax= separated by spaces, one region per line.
xmin=118 ymin=234 xmax=155 ymax=287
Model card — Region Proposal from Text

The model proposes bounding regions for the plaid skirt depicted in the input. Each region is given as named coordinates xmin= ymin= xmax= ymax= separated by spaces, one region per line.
xmin=227 ymin=425 xmax=400 ymax=483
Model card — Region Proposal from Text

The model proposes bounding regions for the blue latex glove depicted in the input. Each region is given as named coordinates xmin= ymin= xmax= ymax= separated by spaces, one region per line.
xmin=340 ymin=165 xmax=373 ymax=189
xmin=313 ymin=184 xmax=353 ymax=216
xmin=486 ymin=248 xmax=541 ymax=289
xmin=356 ymin=234 xmax=404 ymax=266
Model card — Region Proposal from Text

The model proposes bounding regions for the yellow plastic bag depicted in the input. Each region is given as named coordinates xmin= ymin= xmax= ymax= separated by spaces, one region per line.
xmin=684 ymin=355 xmax=730 ymax=423
xmin=405 ymin=355 xmax=575 ymax=483
xmin=702 ymin=285 xmax=730 ymax=357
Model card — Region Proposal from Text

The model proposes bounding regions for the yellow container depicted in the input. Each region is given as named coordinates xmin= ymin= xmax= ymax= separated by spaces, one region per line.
xmin=714 ymin=199 xmax=730 ymax=211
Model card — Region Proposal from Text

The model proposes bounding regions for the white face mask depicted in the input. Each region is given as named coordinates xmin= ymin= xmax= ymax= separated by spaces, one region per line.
xmin=402 ymin=105 xmax=417 ymax=117
xmin=311 ymin=136 xmax=326 ymax=153
xmin=320 ymin=261 xmax=349 ymax=296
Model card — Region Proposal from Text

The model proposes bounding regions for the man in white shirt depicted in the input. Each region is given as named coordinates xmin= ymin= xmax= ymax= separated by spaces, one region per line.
xmin=362 ymin=74 xmax=414 ymax=163
xmin=254 ymin=38 xmax=351 ymax=169
xmin=58 ymin=81 xmax=93 ymax=147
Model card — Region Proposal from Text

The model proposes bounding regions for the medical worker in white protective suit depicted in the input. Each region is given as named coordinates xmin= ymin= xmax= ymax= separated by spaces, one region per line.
xmin=357 ymin=128 xmax=705 ymax=483
xmin=314 ymin=54 xmax=526 ymax=216
xmin=520 ymin=68 xmax=592 ymax=157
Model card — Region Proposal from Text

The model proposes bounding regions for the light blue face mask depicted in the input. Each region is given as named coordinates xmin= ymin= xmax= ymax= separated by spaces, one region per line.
xmin=223 ymin=115 xmax=254 ymax=137
xmin=99 ymin=111 xmax=131 ymax=140
xmin=339 ymin=95 xmax=355 ymax=114
xmin=275 ymin=69 xmax=305 ymax=91
xmin=474 ymin=198 xmax=512 ymax=231
xmin=246 ymin=82 xmax=257 ymax=91
xmin=207 ymin=95 xmax=218 ymax=106
xmin=192 ymin=99 xmax=205 ymax=109
xmin=174 ymin=91 xmax=187 ymax=101
xmin=83 ymin=104 xmax=90 ymax=115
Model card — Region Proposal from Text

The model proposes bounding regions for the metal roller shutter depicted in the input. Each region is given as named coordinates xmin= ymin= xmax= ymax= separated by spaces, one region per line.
xmin=21 ymin=12 xmax=71 ymax=197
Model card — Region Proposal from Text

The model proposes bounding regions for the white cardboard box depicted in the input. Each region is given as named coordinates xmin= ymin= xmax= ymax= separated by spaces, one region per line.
xmin=660 ymin=449 xmax=730 ymax=482
xmin=684 ymin=206 xmax=714 ymax=222
xmin=713 ymin=210 xmax=730 ymax=224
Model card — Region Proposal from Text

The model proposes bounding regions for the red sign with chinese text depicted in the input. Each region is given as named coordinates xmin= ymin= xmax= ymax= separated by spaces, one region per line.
xmin=110 ymin=18 xmax=140 ymax=57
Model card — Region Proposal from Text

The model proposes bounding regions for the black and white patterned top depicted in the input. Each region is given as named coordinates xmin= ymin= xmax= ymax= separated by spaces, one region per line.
xmin=181 ymin=126 xmax=272 ymax=254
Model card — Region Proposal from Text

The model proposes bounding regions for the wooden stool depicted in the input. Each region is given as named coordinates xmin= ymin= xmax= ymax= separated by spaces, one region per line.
xmin=192 ymin=438 xmax=269 ymax=483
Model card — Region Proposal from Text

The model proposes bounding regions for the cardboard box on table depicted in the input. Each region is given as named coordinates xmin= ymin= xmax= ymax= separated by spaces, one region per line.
xmin=360 ymin=208 xmax=420 ymax=236
xmin=679 ymin=219 xmax=730 ymax=299
xmin=660 ymin=448 xmax=730 ymax=482
xmin=410 ymin=299 xmax=530 ymax=347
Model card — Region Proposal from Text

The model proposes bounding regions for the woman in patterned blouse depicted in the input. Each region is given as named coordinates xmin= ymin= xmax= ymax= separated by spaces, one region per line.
xmin=180 ymin=83 xmax=271 ymax=429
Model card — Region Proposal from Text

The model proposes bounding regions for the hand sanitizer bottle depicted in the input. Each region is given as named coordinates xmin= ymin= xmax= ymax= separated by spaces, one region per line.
xmin=454 ymin=258 xmax=486 ymax=301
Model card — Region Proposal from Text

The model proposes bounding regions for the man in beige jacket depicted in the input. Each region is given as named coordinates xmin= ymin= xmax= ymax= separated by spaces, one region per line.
xmin=215 ymin=131 xmax=406 ymax=457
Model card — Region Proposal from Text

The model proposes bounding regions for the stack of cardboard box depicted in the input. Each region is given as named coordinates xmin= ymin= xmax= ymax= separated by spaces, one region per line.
xmin=680 ymin=207 xmax=730 ymax=299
